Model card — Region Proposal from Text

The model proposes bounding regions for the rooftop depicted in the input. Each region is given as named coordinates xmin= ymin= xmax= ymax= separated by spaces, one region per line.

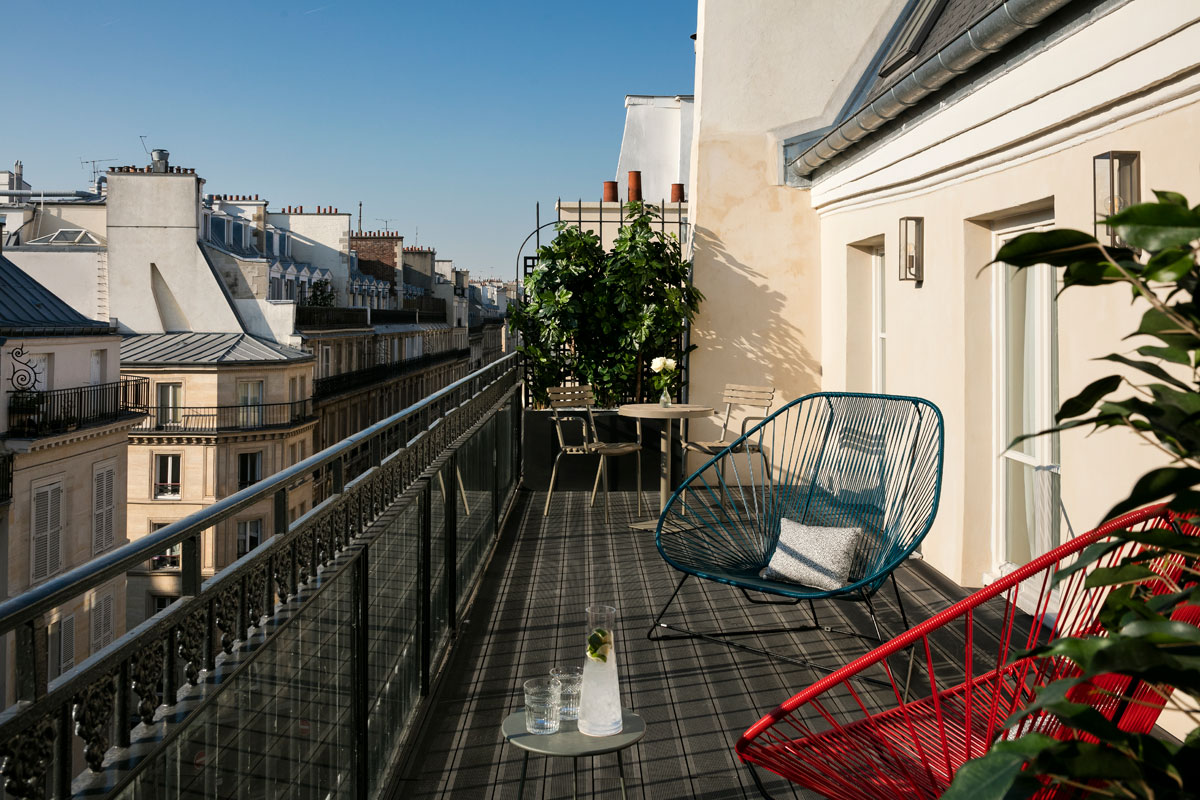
xmin=0 ymin=254 xmax=113 ymax=335
xmin=120 ymin=332 xmax=313 ymax=365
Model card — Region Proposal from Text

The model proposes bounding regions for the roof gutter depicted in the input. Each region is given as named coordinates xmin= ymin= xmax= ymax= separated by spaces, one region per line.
xmin=788 ymin=0 xmax=1074 ymax=179
xmin=0 ymin=189 xmax=98 ymax=198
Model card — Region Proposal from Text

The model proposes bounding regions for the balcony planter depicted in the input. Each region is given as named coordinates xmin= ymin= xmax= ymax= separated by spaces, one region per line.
xmin=522 ymin=408 xmax=663 ymax=492
xmin=8 ymin=391 xmax=42 ymax=413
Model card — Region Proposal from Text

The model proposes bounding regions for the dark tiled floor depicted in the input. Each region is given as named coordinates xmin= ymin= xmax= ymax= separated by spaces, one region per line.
xmin=397 ymin=489 xmax=975 ymax=800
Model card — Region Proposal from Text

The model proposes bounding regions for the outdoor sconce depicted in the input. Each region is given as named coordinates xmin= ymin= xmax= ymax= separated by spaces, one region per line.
xmin=1093 ymin=151 xmax=1140 ymax=247
xmin=899 ymin=217 xmax=924 ymax=281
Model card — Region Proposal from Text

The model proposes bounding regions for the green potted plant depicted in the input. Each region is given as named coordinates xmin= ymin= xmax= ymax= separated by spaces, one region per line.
xmin=943 ymin=191 xmax=1200 ymax=799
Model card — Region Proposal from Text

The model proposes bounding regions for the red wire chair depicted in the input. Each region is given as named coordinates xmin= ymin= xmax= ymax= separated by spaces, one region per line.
xmin=735 ymin=505 xmax=1200 ymax=799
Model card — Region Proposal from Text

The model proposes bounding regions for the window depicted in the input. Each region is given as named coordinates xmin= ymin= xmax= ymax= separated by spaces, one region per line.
xmin=149 ymin=521 xmax=180 ymax=569
xmin=321 ymin=347 xmax=332 ymax=378
xmin=289 ymin=376 xmax=298 ymax=402
xmin=238 ymin=451 xmax=262 ymax=490
xmin=286 ymin=279 xmax=296 ymax=300
xmin=210 ymin=217 xmax=226 ymax=246
xmin=237 ymin=519 xmax=262 ymax=558
xmin=278 ymin=234 xmax=288 ymax=258
xmin=89 ymin=349 xmax=107 ymax=385
xmin=92 ymin=461 xmax=116 ymax=555
xmin=91 ymin=590 xmax=114 ymax=654
xmin=231 ymin=221 xmax=244 ymax=250
xmin=264 ymin=232 xmax=275 ymax=257
xmin=26 ymin=353 xmax=51 ymax=391
xmin=151 ymin=595 xmax=178 ymax=616
xmin=156 ymin=382 xmax=182 ymax=428
xmin=299 ymin=375 xmax=307 ymax=401
xmin=289 ymin=443 xmax=297 ymax=466
xmin=49 ymin=615 xmax=74 ymax=678
xmin=237 ymin=380 xmax=264 ymax=428
xmin=873 ymin=247 xmax=887 ymax=393
xmin=155 ymin=454 xmax=181 ymax=499
xmin=31 ymin=480 xmax=63 ymax=582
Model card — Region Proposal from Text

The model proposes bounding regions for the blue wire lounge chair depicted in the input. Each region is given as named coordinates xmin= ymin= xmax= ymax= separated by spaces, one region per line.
xmin=648 ymin=392 xmax=944 ymax=671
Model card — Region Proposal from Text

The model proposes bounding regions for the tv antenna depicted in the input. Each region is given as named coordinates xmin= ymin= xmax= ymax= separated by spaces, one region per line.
xmin=139 ymin=135 xmax=151 ymax=154
xmin=80 ymin=157 xmax=119 ymax=184
xmin=375 ymin=218 xmax=396 ymax=233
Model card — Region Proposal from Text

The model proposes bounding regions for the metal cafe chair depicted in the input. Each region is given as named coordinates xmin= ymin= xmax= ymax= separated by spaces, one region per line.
xmin=544 ymin=385 xmax=644 ymax=523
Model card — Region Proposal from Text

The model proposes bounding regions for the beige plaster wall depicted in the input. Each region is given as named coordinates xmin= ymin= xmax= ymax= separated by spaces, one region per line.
xmin=816 ymin=97 xmax=1200 ymax=588
xmin=686 ymin=0 xmax=900 ymax=454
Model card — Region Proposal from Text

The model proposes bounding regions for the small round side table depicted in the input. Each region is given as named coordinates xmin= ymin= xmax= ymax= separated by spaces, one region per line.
xmin=501 ymin=708 xmax=646 ymax=799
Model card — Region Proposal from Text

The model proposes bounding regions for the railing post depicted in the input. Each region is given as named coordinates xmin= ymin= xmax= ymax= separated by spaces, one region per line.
xmin=351 ymin=549 xmax=370 ymax=800
xmin=332 ymin=457 xmax=345 ymax=495
xmin=15 ymin=616 xmax=48 ymax=701
xmin=420 ymin=478 xmax=432 ymax=697
xmin=181 ymin=534 xmax=201 ymax=597
xmin=445 ymin=454 xmax=457 ymax=633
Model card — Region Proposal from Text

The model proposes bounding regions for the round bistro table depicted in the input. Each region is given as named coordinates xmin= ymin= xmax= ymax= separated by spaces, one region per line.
xmin=617 ymin=403 xmax=713 ymax=530
xmin=501 ymin=709 xmax=646 ymax=799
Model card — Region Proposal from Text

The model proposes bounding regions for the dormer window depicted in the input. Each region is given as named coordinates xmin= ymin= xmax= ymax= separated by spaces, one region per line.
xmin=231 ymin=221 xmax=244 ymax=250
xmin=264 ymin=231 xmax=275 ymax=257
xmin=279 ymin=234 xmax=288 ymax=258
xmin=210 ymin=217 xmax=226 ymax=246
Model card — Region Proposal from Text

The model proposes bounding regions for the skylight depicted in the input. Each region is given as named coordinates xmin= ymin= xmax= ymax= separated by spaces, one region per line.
xmin=878 ymin=0 xmax=950 ymax=78
xmin=27 ymin=228 xmax=103 ymax=245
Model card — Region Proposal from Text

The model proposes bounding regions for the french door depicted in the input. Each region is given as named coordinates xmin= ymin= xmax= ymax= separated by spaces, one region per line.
xmin=993 ymin=221 xmax=1060 ymax=576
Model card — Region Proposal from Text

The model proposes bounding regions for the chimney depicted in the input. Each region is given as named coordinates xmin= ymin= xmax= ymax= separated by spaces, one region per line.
xmin=627 ymin=171 xmax=642 ymax=202
xmin=602 ymin=181 xmax=618 ymax=203
xmin=151 ymin=149 xmax=170 ymax=173
xmin=670 ymin=183 xmax=685 ymax=203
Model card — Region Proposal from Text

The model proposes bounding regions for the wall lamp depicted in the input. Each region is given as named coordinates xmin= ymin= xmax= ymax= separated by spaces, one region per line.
xmin=899 ymin=216 xmax=923 ymax=282
xmin=1093 ymin=151 xmax=1140 ymax=247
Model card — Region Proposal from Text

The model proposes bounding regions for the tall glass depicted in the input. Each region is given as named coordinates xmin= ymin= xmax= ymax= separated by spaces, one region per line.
xmin=578 ymin=605 xmax=622 ymax=736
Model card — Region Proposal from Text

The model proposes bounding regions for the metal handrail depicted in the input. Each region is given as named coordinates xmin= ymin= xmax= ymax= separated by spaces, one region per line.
xmin=0 ymin=351 xmax=517 ymax=636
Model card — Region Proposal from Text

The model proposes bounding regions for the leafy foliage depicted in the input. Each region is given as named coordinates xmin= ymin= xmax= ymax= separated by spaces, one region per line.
xmin=510 ymin=202 xmax=703 ymax=407
xmin=943 ymin=194 xmax=1200 ymax=799
xmin=303 ymin=278 xmax=338 ymax=308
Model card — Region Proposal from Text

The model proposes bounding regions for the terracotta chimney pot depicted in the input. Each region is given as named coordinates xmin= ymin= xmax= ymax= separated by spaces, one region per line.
xmin=627 ymin=171 xmax=642 ymax=202
xmin=602 ymin=181 xmax=618 ymax=202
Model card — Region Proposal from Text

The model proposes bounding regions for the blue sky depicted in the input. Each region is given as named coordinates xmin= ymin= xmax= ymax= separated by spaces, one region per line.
xmin=4 ymin=1 xmax=696 ymax=279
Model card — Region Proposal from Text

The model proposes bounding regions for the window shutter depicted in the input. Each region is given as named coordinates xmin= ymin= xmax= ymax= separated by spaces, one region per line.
xmin=32 ymin=486 xmax=50 ymax=582
xmin=60 ymin=614 xmax=75 ymax=672
xmin=48 ymin=484 xmax=62 ymax=576
xmin=93 ymin=465 xmax=116 ymax=553
xmin=91 ymin=593 xmax=114 ymax=653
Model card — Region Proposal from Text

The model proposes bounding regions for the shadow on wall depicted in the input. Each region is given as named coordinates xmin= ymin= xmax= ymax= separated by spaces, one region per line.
xmin=689 ymin=224 xmax=820 ymax=400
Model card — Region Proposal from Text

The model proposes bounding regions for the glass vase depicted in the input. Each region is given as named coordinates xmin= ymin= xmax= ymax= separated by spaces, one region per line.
xmin=659 ymin=388 xmax=671 ymax=408
xmin=578 ymin=604 xmax=622 ymax=736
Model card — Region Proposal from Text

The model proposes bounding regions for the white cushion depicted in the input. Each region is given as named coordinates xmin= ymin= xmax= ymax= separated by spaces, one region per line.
xmin=759 ymin=519 xmax=865 ymax=592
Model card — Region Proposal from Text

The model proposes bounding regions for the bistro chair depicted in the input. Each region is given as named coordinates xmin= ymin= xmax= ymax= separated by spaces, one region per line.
xmin=736 ymin=504 xmax=1200 ymax=799
xmin=544 ymin=385 xmax=644 ymax=523
xmin=650 ymin=392 xmax=944 ymax=669
xmin=680 ymin=383 xmax=776 ymax=508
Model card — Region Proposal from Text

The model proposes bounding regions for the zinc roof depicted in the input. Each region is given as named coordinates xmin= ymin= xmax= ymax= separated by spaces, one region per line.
xmin=121 ymin=332 xmax=312 ymax=366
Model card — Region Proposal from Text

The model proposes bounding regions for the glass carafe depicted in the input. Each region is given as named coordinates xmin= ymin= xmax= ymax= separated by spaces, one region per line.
xmin=578 ymin=604 xmax=622 ymax=736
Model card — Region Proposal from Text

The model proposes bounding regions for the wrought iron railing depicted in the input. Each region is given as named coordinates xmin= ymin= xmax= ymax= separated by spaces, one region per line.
xmin=5 ymin=376 xmax=149 ymax=437
xmin=313 ymin=348 xmax=469 ymax=400
xmin=134 ymin=399 xmax=314 ymax=433
xmin=0 ymin=352 xmax=520 ymax=799
xmin=0 ymin=452 xmax=12 ymax=504
xmin=295 ymin=306 xmax=370 ymax=329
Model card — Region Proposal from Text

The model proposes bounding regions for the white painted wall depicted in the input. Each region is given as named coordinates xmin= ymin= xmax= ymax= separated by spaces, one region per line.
xmin=616 ymin=95 xmax=694 ymax=202
xmin=106 ymin=172 xmax=243 ymax=334
xmin=233 ymin=299 xmax=302 ymax=347
xmin=266 ymin=213 xmax=351 ymax=303
xmin=3 ymin=249 xmax=107 ymax=321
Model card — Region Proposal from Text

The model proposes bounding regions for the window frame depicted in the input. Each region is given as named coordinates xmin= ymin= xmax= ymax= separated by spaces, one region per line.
xmin=31 ymin=477 xmax=64 ymax=583
xmin=237 ymin=450 xmax=263 ymax=491
xmin=237 ymin=518 xmax=263 ymax=559
xmin=153 ymin=452 xmax=182 ymax=499
xmin=92 ymin=459 xmax=117 ymax=555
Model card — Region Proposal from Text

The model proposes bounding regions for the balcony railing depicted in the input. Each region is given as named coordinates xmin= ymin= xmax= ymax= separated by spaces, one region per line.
xmin=402 ymin=296 xmax=447 ymax=319
xmin=5 ymin=376 xmax=149 ymax=437
xmin=0 ymin=353 xmax=520 ymax=799
xmin=0 ymin=452 xmax=12 ymax=504
xmin=294 ymin=305 xmax=370 ymax=329
xmin=135 ymin=399 xmax=314 ymax=433
xmin=313 ymin=348 xmax=469 ymax=400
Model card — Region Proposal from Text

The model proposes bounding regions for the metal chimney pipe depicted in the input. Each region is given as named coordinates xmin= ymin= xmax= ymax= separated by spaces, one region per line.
xmin=627 ymin=171 xmax=643 ymax=203
xmin=602 ymin=181 xmax=618 ymax=202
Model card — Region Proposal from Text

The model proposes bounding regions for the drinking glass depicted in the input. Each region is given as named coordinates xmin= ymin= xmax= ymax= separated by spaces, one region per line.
xmin=550 ymin=666 xmax=584 ymax=721
xmin=523 ymin=677 xmax=562 ymax=734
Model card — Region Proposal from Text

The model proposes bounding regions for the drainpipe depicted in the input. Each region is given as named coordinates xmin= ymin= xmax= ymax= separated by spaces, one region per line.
xmin=788 ymin=0 xmax=1074 ymax=179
